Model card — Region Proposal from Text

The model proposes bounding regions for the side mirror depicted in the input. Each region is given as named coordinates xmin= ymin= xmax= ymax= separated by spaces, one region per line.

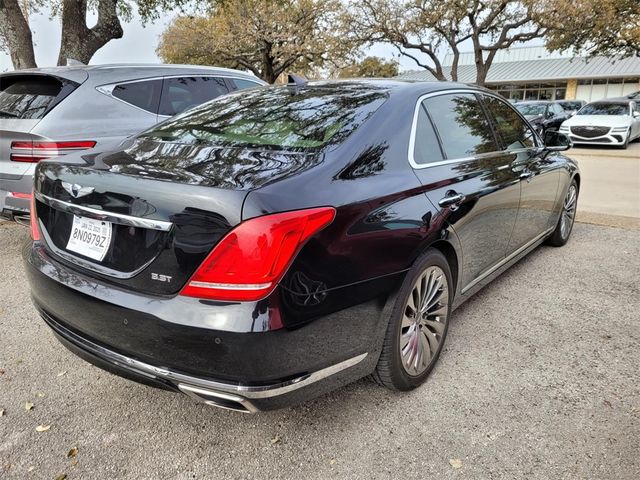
xmin=544 ymin=130 xmax=572 ymax=151
xmin=633 ymin=111 xmax=640 ymax=118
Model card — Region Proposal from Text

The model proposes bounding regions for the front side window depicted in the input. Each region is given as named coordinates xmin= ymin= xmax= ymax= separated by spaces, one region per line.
xmin=422 ymin=93 xmax=498 ymax=159
xmin=483 ymin=95 xmax=536 ymax=150
xmin=159 ymin=77 xmax=230 ymax=116
xmin=232 ymin=78 xmax=263 ymax=91
xmin=412 ymin=104 xmax=444 ymax=165
xmin=112 ymin=79 xmax=162 ymax=113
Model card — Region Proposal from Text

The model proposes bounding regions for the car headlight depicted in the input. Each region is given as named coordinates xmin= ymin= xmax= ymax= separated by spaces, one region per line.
xmin=611 ymin=126 xmax=629 ymax=132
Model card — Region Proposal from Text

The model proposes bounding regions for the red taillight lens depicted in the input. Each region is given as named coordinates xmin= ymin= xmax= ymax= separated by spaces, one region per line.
xmin=180 ymin=207 xmax=336 ymax=302
xmin=10 ymin=140 xmax=96 ymax=163
xmin=30 ymin=192 xmax=40 ymax=241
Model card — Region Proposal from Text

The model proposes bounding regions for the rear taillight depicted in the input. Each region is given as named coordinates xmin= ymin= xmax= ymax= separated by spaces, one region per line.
xmin=10 ymin=140 xmax=96 ymax=163
xmin=30 ymin=192 xmax=40 ymax=241
xmin=180 ymin=207 xmax=336 ymax=302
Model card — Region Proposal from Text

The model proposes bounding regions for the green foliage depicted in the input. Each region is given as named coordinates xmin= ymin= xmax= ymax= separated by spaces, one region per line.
xmin=157 ymin=0 xmax=356 ymax=83
xmin=339 ymin=56 xmax=399 ymax=78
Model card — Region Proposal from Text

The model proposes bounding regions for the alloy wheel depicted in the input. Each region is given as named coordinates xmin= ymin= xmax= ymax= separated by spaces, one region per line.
xmin=560 ymin=184 xmax=577 ymax=240
xmin=400 ymin=266 xmax=449 ymax=376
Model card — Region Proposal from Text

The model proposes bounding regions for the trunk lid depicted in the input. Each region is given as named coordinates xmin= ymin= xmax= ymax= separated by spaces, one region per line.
xmin=33 ymin=138 xmax=316 ymax=295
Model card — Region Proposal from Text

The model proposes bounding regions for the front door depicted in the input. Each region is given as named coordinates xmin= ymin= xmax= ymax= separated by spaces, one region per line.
xmin=481 ymin=94 xmax=561 ymax=250
xmin=410 ymin=92 xmax=522 ymax=291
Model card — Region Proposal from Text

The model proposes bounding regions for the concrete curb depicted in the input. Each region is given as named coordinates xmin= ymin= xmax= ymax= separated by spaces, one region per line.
xmin=576 ymin=211 xmax=640 ymax=231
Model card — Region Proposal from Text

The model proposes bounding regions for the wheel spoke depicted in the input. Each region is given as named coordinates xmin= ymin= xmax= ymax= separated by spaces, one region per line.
xmin=423 ymin=319 xmax=445 ymax=336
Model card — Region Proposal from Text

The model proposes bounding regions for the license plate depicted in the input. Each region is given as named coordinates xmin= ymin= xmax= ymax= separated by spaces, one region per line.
xmin=66 ymin=215 xmax=112 ymax=262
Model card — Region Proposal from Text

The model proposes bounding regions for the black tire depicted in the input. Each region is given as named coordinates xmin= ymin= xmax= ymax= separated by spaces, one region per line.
xmin=547 ymin=179 xmax=578 ymax=247
xmin=619 ymin=134 xmax=630 ymax=149
xmin=373 ymin=248 xmax=453 ymax=391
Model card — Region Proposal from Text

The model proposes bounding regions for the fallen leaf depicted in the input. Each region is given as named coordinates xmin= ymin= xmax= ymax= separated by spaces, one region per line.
xmin=25 ymin=401 xmax=34 ymax=411
xmin=54 ymin=474 xmax=67 ymax=480
xmin=35 ymin=424 xmax=51 ymax=432
xmin=16 ymin=360 xmax=22 ymax=365
xmin=0 ymin=368 xmax=5 ymax=374
xmin=57 ymin=371 xmax=67 ymax=377
xmin=27 ymin=466 xmax=35 ymax=472
xmin=603 ymin=400 xmax=612 ymax=408
xmin=329 ymin=459 xmax=337 ymax=465
xmin=67 ymin=447 xmax=78 ymax=458
xmin=36 ymin=392 xmax=45 ymax=398
xmin=0 ymin=409 xmax=4 ymax=417
xmin=449 ymin=458 xmax=462 ymax=469
xmin=270 ymin=435 xmax=281 ymax=445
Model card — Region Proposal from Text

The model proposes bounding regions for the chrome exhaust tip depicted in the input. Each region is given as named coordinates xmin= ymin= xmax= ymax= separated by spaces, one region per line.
xmin=13 ymin=215 xmax=30 ymax=227
xmin=178 ymin=383 xmax=258 ymax=413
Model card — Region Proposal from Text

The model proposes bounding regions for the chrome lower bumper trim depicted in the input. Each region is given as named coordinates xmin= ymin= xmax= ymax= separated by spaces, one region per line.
xmin=41 ymin=309 xmax=367 ymax=411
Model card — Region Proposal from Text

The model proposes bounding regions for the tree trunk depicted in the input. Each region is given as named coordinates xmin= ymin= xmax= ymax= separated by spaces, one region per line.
xmin=0 ymin=0 xmax=37 ymax=69
xmin=57 ymin=0 xmax=123 ymax=66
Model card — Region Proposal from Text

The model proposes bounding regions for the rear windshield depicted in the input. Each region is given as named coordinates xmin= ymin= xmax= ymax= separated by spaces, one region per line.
xmin=0 ymin=75 xmax=69 ymax=119
xmin=515 ymin=104 xmax=546 ymax=116
xmin=558 ymin=101 xmax=582 ymax=111
xmin=140 ymin=83 xmax=389 ymax=150
xmin=578 ymin=103 xmax=629 ymax=116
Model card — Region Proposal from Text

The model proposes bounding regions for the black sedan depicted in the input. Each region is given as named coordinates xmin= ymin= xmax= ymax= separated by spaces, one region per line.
xmin=25 ymin=79 xmax=579 ymax=412
xmin=515 ymin=100 xmax=570 ymax=134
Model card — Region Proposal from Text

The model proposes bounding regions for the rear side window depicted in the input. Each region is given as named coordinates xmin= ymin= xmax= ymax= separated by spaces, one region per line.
xmin=412 ymin=104 xmax=444 ymax=165
xmin=483 ymin=95 xmax=535 ymax=150
xmin=231 ymin=78 xmax=263 ymax=90
xmin=0 ymin=75 xmax=69 ymax=119
xmin=159 ymin=77 xmax=230 ymax=116
xmin=111 ymin=79 xmax=162 ymax=113
xmin=423 ymin=93 xmax=498 ymax=159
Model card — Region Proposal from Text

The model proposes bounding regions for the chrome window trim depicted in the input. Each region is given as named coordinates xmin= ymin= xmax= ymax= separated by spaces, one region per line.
xmin=35 ymin=192 xmax=173 ymax=231
xmin=407 ymin=89 xmax=541 ymax=170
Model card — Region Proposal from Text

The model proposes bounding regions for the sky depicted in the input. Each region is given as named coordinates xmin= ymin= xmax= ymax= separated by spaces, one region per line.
xmin=0 ymin=7 xmax=418 ymax=73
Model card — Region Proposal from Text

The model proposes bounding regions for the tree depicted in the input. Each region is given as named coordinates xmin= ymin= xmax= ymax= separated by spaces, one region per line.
xmin=543 ymin=0 xmax=640 ymax=57
xmin=343 ymin=0 xmax=547 ymax=86
xmin=338 ymin=56 xmax=399 ymax=78
xmin=0 ymin=0 xmax=37 ymax=68
xmin=157 ymin=0 xmax=354 ymax=83
xmin=0 ymin=0 xmax=191 ymax=69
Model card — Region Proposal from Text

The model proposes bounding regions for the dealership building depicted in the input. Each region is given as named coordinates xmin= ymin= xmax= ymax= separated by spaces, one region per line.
xmin=399 ymin=46 xmax=640 ymax=103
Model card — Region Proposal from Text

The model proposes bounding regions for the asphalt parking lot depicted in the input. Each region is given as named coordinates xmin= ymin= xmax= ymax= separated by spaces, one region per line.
xmin=1 ymin=210 xmax=639 ymax=479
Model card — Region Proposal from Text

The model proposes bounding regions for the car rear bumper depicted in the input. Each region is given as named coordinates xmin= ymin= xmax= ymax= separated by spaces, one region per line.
xmin=24 ymin=241 xmax=388 ymax=411
xmin=0 ymin=164 xmax=34 ymax=218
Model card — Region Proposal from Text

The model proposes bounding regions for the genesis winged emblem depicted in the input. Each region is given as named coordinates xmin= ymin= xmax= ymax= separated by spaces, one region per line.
xmin=61 ymin=181 xmax=94 ymax=199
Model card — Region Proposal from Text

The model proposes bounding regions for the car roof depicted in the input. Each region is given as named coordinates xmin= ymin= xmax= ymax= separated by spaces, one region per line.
xmin=588 ymin=98 xmax=631 ymax=105
xmin=1 ymin=63 xmax=264 ymax=85
xmin=286 ymin=78 xmax=489 ymax=96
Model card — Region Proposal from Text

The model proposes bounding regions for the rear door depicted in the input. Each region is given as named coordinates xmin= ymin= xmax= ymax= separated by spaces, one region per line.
xmin=481 ymin=94 xmax=561 ymax=250
xmin=158 ymin=76 xmax=230 ymax=118
xmin=410 ymin=91 xmax=522 ymax=291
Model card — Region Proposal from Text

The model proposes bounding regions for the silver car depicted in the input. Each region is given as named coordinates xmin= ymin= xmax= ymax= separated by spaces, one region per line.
xmin=0 ymin=64 xmax=265 ymax=220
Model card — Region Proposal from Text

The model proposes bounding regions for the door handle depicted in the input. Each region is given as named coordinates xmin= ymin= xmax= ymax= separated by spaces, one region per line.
xmin=438 ymin=191 xmax=466 ymax=210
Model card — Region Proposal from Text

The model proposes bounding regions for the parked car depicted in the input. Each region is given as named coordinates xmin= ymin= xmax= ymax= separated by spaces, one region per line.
xmin=514 ymin=100 xmax=569 ymax=135
xmin=555 ymin=100 xmax=586 ymax=117
xmin=0 ymin=64 xmax=265 ymax=221
xmin=25 ymin=79 xmax=579 ymax=412
xmin=559 ymin=99 xmax=640 ymax=148
xmin=627 ymin=90 xmax=640 ymax=100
